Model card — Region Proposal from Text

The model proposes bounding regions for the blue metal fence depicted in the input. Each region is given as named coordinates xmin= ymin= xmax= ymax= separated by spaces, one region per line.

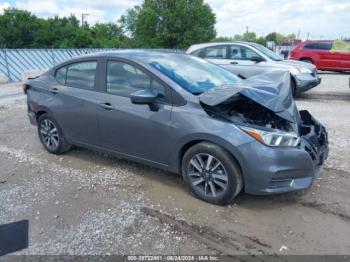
xmin=0 ymin=48 xmax=184 ymax=82
xmin=0 ymin=48 xmax=118 ymax=82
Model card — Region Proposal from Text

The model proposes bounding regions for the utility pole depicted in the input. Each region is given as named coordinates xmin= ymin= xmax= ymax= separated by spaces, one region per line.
xmin=306 ymin=32 xmax=310 ymax=40
xmin=81 ymin=13 xmax=89 ymax=26
xmin=297 ymin=29 xmax=300 ymax=39
xmin=246 ymin=26 xmax=249 ymax=33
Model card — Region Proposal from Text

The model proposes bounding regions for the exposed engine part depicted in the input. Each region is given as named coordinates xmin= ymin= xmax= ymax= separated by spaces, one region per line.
xmin=201 ymin=95 xmax=295 ymax=132
xmin=299 ymin=110 xmax=329 ymax=167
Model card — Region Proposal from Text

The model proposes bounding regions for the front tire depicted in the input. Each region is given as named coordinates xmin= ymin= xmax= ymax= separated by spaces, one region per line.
xmin=182 ymin=142 xmax=243 ymax=205
xmin=37 ymin=114 xmax=71 ymax=154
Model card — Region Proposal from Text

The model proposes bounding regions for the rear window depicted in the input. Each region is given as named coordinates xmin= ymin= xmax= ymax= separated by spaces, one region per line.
xmin=303 ymin=42 xmax=332 ymax=50
xmin=66 ymin=61 xmax=97 ymax=89
xmin=55 ymin=66 xmax=67 ymax=85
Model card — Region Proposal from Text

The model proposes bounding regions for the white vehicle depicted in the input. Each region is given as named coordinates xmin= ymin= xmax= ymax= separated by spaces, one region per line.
xmin=187 ymin=41 xmax=321 ymax=96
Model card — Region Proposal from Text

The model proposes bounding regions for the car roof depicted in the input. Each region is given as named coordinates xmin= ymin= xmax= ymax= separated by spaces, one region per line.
xmin=302 ymin=40 xmax=333 ymax=44
xmin=68 ymin=49 xmax=186 ymax=63
xmin=96 ymin=49 xmax=184 ymax=57
xmin=187 ymin=41 xmax=258 ymax=53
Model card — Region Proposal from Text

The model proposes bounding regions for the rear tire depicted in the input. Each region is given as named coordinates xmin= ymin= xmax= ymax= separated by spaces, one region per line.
xmin=37 ymin=113 xmax=71 ymax=154
xmin=182 ymin=142 xmax=243 ymax=205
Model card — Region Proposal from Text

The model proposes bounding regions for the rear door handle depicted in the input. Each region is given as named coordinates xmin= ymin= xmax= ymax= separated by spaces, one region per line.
xmin=230 ymin=61 xmax=238 ymax=65
xmin=50 ymin=88 xmax=59 ymax=94
xmin=100 ymin=102 xmax=114 ymax=110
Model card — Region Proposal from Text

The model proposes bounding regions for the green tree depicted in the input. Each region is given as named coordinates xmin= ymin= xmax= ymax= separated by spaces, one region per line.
xmin=59 ymin=29 xmax=94 ymax=48
xmin=91 ymin=23 xmax=125 ymax=47
xmin=119 ymin=6 xmax=141 ymax=38
xmin=211 ymin=36 xmax=234 ymax=42
xmin=242 ymin=31 xmax=257 ymax=42
xmin=33 ymin=15 xmax=81 ymax=48
xmin=125 ymin=0 xmax=216 ymax=48
xmin=256 ymin=37 xmax=266 ymax=46
xmin=265 ymin=32 xmax=284 ymax=44
xmin=0 ymin=8 xmax=39 ymax=48
xmin=286 ymin=33 xmax=296 ymax=40
xmin=0 ymin=9 xmax=127 ymax=48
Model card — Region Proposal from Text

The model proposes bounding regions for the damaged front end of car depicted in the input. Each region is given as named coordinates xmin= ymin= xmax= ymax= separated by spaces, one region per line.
xmin=200 ymin=71 xmax=329 ymax=182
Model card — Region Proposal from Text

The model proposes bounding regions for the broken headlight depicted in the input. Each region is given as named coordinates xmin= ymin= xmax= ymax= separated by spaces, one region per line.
xmin=240 ymin=126 xmax=300 ymax=147
xmin=290 ymin=66 xmax=312 ymax=75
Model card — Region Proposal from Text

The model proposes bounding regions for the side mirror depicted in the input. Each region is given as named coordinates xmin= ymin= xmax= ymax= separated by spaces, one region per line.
xmin=250 ymin=56 xmax=264 ymax=63
xmin=130 ymin=89 xmax=158 ymax=111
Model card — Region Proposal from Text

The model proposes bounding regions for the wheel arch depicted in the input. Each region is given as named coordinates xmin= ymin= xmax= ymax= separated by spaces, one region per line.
xmin=35 ymin=110 xmax=48 ymax=121
xmin=174 ymin=138 xmax=245 ymax=187
xmin=299 ymin=57 xmax=313 ymax=63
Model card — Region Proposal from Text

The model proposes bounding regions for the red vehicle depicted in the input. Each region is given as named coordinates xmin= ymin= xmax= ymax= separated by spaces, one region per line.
xmin=290 ymin=40 xmax=350 ymax=72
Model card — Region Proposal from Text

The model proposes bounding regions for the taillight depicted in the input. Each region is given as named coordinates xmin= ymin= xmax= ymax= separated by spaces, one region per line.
xmin=290 ymin=51 xmax=295 ymax=57
xmin=22 ymin=83 xmax=31 ymax=94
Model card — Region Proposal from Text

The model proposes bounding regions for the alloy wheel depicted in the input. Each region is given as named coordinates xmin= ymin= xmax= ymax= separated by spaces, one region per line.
xmin=40 ymin=119 xmax=59 ymax=151
xmin=187 ymin=153 xmax=228 ymax=197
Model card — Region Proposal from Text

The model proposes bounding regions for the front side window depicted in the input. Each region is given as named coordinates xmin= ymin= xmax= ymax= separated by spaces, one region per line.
xmin=251 ymin=43 xmax=282 ymax=61
xmin=66 ymin=61 xmax=97 ymax=89
xmin=303 ymin=42 xmax=331 ymax=50
xmin=204 ymin=46 xmax=227 ymax=59
xmin=303 ymin=43 xmax=318 ymax=50
xmin=240 ymin=46 xmax=260 ymax=60
xmin=229 ymin=45 xmax=261 ymax=60
xmin=316 ymin=42 xmax=332 ymax=50
xmin=106 ymin=61 xmax=166 ymax=101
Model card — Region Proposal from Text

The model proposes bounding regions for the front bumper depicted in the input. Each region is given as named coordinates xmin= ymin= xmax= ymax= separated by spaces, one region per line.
xmin=237 ymin=110 xmax=329 ymax=195
xmin=294 ymin=73 xmax=321 ymax=93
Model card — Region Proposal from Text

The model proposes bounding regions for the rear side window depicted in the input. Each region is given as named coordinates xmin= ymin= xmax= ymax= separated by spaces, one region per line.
xmin=204 ymin=46 xmax=227 ymax=59
xmin=65 ymin=61 xmax=97 ymax=89
xmin=55 ymin=66 xmax=67 ymax=85
xmin=303 ymin=42 xmax=332 ymax=50
xmin=106 ymin=61 xmax=167 ymax=102
xmin=190 ymin=49 xmax=204 ymax=57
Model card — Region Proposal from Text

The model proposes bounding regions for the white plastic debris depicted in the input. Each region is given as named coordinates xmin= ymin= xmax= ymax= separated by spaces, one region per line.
xmin=279 ymin=245 xmax=288 ymax=252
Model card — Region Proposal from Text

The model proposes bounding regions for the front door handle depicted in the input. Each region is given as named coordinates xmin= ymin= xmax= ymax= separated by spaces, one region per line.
xmin=100 ymin=102 xmax=114 ymax=110
xmin=230 ymin=61 xmax=238 ymax=65
xmin=50 ymin=88 xmax=59 ymax=94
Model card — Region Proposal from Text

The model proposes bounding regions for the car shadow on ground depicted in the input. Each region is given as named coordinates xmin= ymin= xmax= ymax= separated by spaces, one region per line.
xmin=63 ymin=147 xmax=308 ymax=211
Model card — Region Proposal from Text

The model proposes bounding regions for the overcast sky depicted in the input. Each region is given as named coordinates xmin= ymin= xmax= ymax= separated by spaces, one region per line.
xmin=1 ymin=0 xmax=349 ymax=39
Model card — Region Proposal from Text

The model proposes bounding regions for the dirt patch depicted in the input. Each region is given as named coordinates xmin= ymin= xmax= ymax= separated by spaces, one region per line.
xmin=142 ymin=207 xmax=273 ymax=255
xmin=300 ymin=201 xmax=350 ymax=222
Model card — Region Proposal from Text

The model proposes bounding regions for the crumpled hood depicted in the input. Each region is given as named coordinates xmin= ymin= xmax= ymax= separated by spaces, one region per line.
xmin=199 ymin=71 xmax=300 ymax=123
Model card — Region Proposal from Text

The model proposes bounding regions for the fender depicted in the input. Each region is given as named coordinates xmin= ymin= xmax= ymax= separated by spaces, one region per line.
xmin=168 ymin=132 xmax=251 ymax=175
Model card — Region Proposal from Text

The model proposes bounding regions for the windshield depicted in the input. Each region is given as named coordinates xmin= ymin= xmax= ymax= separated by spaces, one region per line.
xmin=252 ymin=44 xmax=283 ymax=61
xmin=147 ymin=54 xmax=239 ymax=94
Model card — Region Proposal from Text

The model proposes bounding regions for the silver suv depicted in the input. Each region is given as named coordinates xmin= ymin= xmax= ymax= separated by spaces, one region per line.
xmin=187 ymin=41 xmax=321 ymax=96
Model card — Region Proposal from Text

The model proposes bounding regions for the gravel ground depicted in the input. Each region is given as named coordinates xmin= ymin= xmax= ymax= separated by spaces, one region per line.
xmin=0 ymin=72 xmax=350 ymax=256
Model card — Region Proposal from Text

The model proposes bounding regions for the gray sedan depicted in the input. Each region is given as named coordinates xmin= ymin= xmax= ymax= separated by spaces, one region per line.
xmin=187 ymin=41 xmax=321 ymax=96
xmin=25 ymin=51 xmax=328 ymax=204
